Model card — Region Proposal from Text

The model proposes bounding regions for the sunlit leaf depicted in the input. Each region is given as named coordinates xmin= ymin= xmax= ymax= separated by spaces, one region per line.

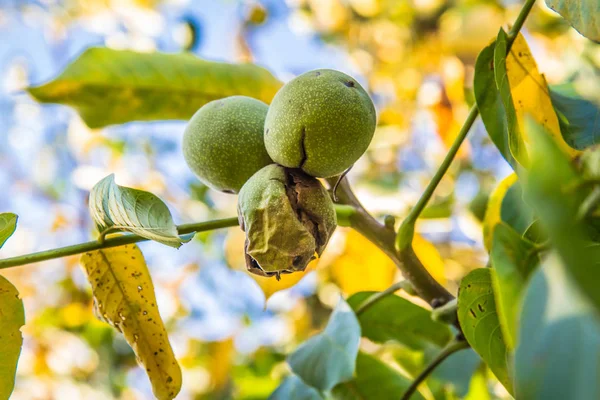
xmin=412 ymin=234 xmax=446 ymax=286
xmin=457 ymin=268 xmax=512 ymax=394
xmin=269 ymin=375 xmax=324 ymax=400
xmin=0 ymin=275 xmax=25 ymax=400
xmin=347 ymin=292 xmax=451 ymax=349
xmin=80 ymin=245 xmax=181 ymax=400
xmin=516 ymin=255 xmax=600 ymax=399
xmin=490 ymin=223 xmax=539 ymax=349
xmin=288 ymin=298 xmax=360 ymax=391
xmin=545 ymin=0 xmax=600 ymax=42
xmin=332 ymin=352 xmax=424 ymax=400
xmin=89 ymin=174 xmax=189 ymax=248
xmin=28 ymin=47 xmax=282 ymax=128
xmin=474 ymin=40 xmax=515 ymax=168
xmin=224 ymin=228 xmax=315 ymax=300
xmin=0 ymin=213 xmax=17 ymax=249
xmin=551 ymin=85 xmax=600 ymax=150
xmin=328 ymin=229 xmax=397 ymax=295
xmin=494 ymin=31 xmax=579 ymax=167
xmin=464 ymin=363 xmax=491 ymax=400
xmin=522 ymin=120 xmax=600 ymax=313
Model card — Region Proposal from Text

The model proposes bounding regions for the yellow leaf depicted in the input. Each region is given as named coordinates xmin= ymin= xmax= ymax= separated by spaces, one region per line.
xmin=80 ymin=245 xmax=181 ymax=400
xmin=328 ymin=229 xmax=397 ymax=295
xmin=412 ymin=234 xmax=447 ymax=286
xmin=482 ymin=173 xmax=518 ymax=251
xmin=502 ymin=33 xmax=579 ymax=164
xmin=208 ymin=338 xmax=235 ymax=390
xmin=224 ymin=229 xmax=313 ymax=300
xmin=0 ymin=275 xmax=25 ymax=400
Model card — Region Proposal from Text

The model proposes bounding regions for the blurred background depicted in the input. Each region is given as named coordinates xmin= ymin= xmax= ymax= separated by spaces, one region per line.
xmin=0 ymin=0 xmax=598 ymax=399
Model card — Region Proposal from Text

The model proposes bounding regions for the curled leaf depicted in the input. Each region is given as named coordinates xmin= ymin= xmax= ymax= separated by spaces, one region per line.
xmin=89 ymin=174 xmax=189 ymax=248
xmin=0 ymin=213 xmax=18 ymax=249
xmin=81 ymin=245 xmax=181 ymax=400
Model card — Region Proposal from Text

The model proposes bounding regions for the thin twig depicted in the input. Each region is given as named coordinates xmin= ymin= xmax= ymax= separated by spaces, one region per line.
xmin=401 ymin=336 xmax=470 ymax=400
xmin=355 ymin=281 xmax=414 ymax=316
xmin=395 ymin=0 xmax=538 ymax=251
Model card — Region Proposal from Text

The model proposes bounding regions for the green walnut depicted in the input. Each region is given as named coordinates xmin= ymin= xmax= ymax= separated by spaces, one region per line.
xmin=183 ymin=96 xmax=273 ymax=193
xmin=237 ymin=164 xmax=337 ymax=279
xmin=264 ymin=69 xmax=377 ymax=178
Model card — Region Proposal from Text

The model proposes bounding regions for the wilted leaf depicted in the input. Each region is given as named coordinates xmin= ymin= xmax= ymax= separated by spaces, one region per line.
xmin=490 ymin=224 xmax=539 ymax=349
xmin=545 ymin=0 xmax=600 ymax=42
xmin=522 ymin=120 xmax=600 ymax=313
xmin=551 ymin=85 xmax=600 ymax=151
xmin=474 ymin=40 xmax=515 ymax=168
xmin=0 ymin=213 xmax=17 ymax=249
xmin=80 ymin=245 xmax=181 ymax=400
xmin=347 ymin=292 xmax=451 ymax=349
xmin=288 ymin=298 xmax=360 ymax=391
xmin=332 ymin=352 xmax=424 ymax=400
xmin=494 ymin=31 xmax=579 ymax=166
xmin=328 ymin=229 xmax=397 ymax=295
xmin=269 ymin=375 xmax=324 ymax=400
xmin=224 ymin=228 xmax=315 ymax=300
xmin=28 ymin=47 xmax=282 ymax=128
xmin=457 ymin=268 xmax=512 ymax=394
xmin=89 ymin=174 xmax=189 ymax=248
xmin=0 ymin=275 xmax=25 ymax=400
xmin=516 ymin=255 xmax=600 ymax=399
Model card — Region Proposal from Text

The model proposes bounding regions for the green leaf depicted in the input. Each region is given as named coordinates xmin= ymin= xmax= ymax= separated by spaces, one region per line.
xmin=288 ymin=298 xmax=360 ymax=392
xmin=347 ymin=292 xmax=451 ymax=350
xmin=269 ymin=375 xmax=323 ymax=400
xmin=490 ymin=223 xmax=539 ymax=349
xmin=0 ymin=275 xmax=25 ymax=400
xmin=544 ymin=0 xmax=600 ymax=42
xmin=81 ymin=245 xmax=182 ymax=400
xmin=0 ymin=213 xmax=18 ymax=249
xmin=474 ymin=40 xmax=515 ymax=169
xmin=28 ymin=47 xmax=282 ymax=128
xmin=89 ymin=174 xmax=189 ymax=248
xmin=515 ymin=255 xmax=600 ymax=399
xmin=457 ymin=268 xmax=512 ymax=394
xmin=522 ymin=120 xmax=600 ymax=313
xmin=332 ymin=352 xmax=424 ymax=400
xmin=550 ymin=85 xmax=600 ymax=151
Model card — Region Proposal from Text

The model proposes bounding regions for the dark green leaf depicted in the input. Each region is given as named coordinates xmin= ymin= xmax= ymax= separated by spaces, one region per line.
xmin=500 ymin=181 xmax=536 ymax=238
xmin=522 ymin=120 xmax=600 ymax=313
xmin=516 ymin=255 xmax=600 ymax=399
xmin=347 ymin=292 xmax=451 ymax=349
xmin=550 ymin=86 xmax=600 ymax=150
xmin=490 ymin=223 xmax=539 ymax=349
xmin=288 ymin=298 xmax=360 ymax=392
xmin=332 ymin=352 xmax=424 ymax=400
xmin=89 ymin=174 xmax=190 ymax=248
xmin=28 ymin=47 xmax=282 ymax=128
xmin=269 ymin=375 xmax=323 ymax=400
xmin=544 ymin=0 xmax=600 ymax=42
xmin=0 ymin=275 xmax=25 ymax=400
xmin=0 ymin=213 xmax=18 ymax=249
xmin=457 ymin=268 xmax=512 ymax=394
xmin=493 ymin=28 xmax=526 ymax=167
xmin=474 ymin=40 xmax=515 ymax=168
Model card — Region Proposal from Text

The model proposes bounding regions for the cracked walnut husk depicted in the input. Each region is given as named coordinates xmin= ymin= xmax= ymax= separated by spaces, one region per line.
xmin=237 ymin=164 xmax=337 ymax=279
